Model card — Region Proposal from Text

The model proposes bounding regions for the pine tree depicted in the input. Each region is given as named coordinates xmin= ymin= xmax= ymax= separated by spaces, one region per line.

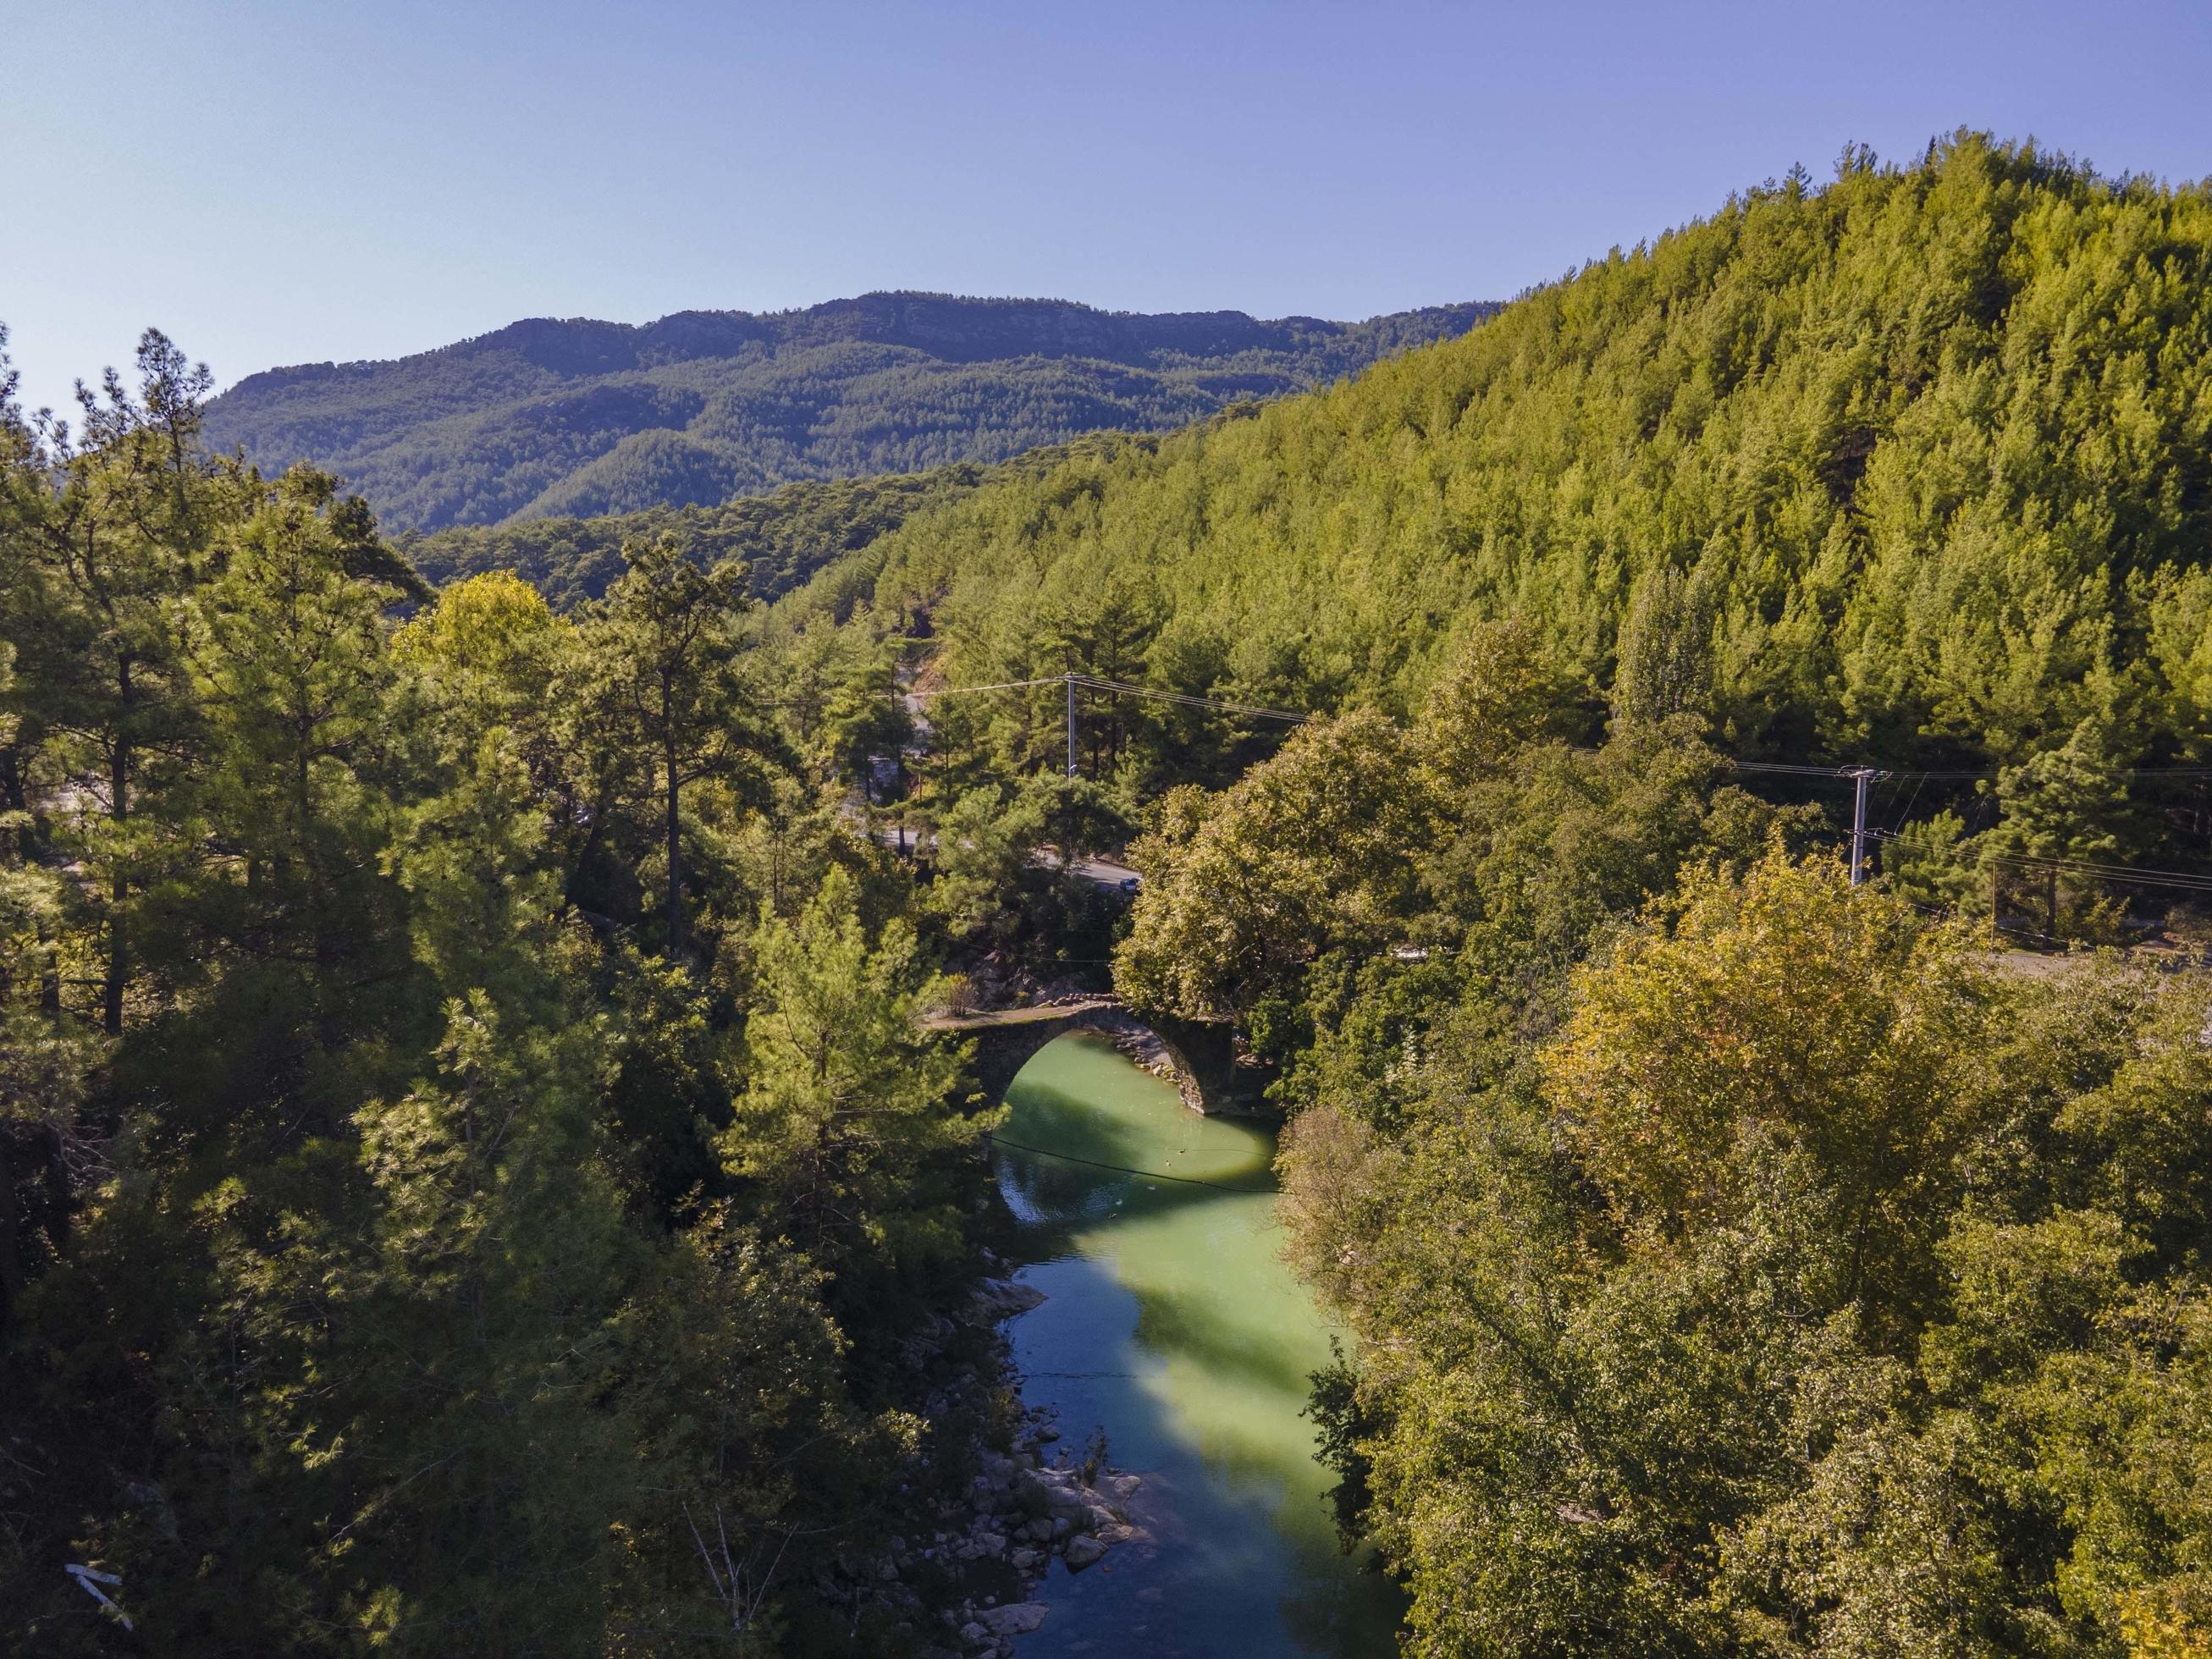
xmin=9 ymin=331 xmax=234 ymax=1033
xmin=720 ymin=868 xmax=981 ymax=1300
xmin=582 ymin=536 xmax=764 ymax=957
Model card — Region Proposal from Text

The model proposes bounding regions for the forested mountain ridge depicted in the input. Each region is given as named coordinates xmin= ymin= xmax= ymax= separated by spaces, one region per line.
xmin=792 ymin=137 xmax=2212 ymax=798
xmin=203 ymin=293 xmax=1495 ymax=532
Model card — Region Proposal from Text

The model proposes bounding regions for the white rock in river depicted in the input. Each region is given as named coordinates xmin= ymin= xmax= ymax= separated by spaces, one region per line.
xmin=1063 ymin=1535 xmax=1109 ymax=1570
xmin=969 ymin=1278 xmax=1046 ymax=1321
xmin=977 ymin=1601 xmax=1051 ymax=1637
xmin=1025 ymin=1468 xmax=1097 ymax=1524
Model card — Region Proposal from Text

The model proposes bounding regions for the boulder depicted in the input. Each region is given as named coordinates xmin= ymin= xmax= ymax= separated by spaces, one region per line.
xmin=1023 ymin=1468 xmax=1094 ymax=1524
xmin=1063 ymin=1535 xmax=1109 ymax=1570
xmin=969 ymin=1278 xmax=1047 ymax=1322
xmin=977 ymin=1601 xmax=1051 ymax=1638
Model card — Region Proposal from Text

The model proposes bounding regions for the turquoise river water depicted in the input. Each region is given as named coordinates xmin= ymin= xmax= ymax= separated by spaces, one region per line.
xmin=992 ymin=1031 xmax=1404 ymax=1657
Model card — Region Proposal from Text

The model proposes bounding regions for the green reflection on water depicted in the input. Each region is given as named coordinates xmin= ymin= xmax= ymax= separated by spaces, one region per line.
xmin=995 ymin=1032 xmax=1402 ymax=1658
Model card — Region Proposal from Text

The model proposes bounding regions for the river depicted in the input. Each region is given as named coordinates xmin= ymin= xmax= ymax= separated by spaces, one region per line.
xmin=990 ymin=1030 xmax=1404 ymax=1657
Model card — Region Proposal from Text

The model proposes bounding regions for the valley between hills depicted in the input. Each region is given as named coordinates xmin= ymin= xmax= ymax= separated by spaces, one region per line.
xmin=6 ymin=135 xmax=2212 ymax=1656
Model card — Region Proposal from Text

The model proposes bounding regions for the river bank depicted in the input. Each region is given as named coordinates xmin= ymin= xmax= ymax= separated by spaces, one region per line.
xmin=919 ymin=1269 xmax=1154 ymax=1656
xmin=810 ymin=1260 xmax=1148 ymax=1658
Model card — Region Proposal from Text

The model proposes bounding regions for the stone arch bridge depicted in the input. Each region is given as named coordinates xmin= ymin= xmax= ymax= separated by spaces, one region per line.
xmin=924 ymin=997 xmax=1269 ymax=1117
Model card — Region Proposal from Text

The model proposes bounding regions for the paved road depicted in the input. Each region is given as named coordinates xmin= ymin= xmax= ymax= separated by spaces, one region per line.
xmin=923 ymin=995 xmax=1120 ymax=1033
xmin=869 ymin=824 xmax=1141 ymax=892
xmin=1040 ymin=849 xmax=1141 ymax=890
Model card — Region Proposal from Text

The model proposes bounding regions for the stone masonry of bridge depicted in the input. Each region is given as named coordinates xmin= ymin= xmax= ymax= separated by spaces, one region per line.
xmin=924 ymin=998 xmax=1270 ymax=1117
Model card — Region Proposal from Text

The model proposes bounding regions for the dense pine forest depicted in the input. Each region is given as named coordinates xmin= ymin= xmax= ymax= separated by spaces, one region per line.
xmin=799 ymin=143 xmax=2211 ymax=782
xmin=5 ymin=132 xmax=2212 ymax=1656
xmin=0 ymin=332 xmax=1091 ymax=1652
xmin=203 ymin=295 xmax=1494 ymax=533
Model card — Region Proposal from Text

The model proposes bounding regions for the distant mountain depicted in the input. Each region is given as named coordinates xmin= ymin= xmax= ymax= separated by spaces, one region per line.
xmin=201 ymin=293 xmax=1496 ymax=532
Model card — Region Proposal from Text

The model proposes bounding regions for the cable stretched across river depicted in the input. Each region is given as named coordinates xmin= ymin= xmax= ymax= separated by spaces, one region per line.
xmin=984 ymin=1132 xmax=1278 ymax=1194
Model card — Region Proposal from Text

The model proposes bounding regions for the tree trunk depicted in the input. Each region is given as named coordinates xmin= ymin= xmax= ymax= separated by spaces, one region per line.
xmin=664 ymin=674 xmax=682 ymax=957
xmin=0 ymin=1127 xmax=20 ymax=1336
xmin=38 ymin=914 xmax=59 ymax=1015
xmin=104 ymin=664 xmax=131 ymax=1036
xmin=8 ymin=722 xmax=58 ymax=1011
xmin=0 ymin=748 xmax=18 ymax=1007
xmin=894 ymin=742 xmax=907 ymax=856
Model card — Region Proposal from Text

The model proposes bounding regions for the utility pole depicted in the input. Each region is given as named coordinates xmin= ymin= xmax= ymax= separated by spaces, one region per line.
xmin=1066 ymin=672 xmax=1078 ymax=779
xmin=1847 ymin=767 xmax=1884 ymax=886
xmin=892 ymin=683 xmax=908 ymax=857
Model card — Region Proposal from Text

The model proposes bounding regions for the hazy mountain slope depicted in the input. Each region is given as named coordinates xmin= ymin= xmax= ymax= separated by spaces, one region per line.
xmin=400 ymin=448 xmax=1089 ymax=610
xmin=206 ymin=293 xmax=1494 ymax=531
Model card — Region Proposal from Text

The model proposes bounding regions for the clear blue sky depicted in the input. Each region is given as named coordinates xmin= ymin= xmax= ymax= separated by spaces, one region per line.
xmin=5 ymin=0 xmax=2210 ymax=418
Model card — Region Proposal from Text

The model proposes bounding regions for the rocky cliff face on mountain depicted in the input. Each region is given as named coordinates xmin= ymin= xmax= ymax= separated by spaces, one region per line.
xmin=204 ymin=292 xmax=1494 ymax=531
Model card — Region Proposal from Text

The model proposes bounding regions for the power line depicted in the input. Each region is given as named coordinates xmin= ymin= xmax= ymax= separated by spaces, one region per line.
xmin=1727 ymin=759 xmax=1873 ymax=777
xmin=907 ymin=673 xmax=1310 ymax=721
xmin=1889 ymin=770 xmax=1928 ymax=836
xmin=985 ymin=1132 xmax=1276 ymax=1194
xmin=904 ymin=671 xmax=1316 ymax=725
xmin=1730 ymin=758 xmax=2212 ymax=784
xmin=909 ymin=680 xmax=2212 ymax=784
xmin=1868 ymin=826 xmax=2212 ymax=894
xmin=907 ymin=676 xmax=1073 ymax=700
xmin=1069 ymin=675 xmax=1313 ymax=725
xmin=896 ymin=677 xmax=2212 ymax=891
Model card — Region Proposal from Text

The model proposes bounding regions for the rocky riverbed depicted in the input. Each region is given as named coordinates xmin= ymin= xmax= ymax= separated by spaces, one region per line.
xmin=923 ymin=1272 xmax=1146 ymax=1657
xmin=811 ymin=1260 xmax=1144 ymax=1657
